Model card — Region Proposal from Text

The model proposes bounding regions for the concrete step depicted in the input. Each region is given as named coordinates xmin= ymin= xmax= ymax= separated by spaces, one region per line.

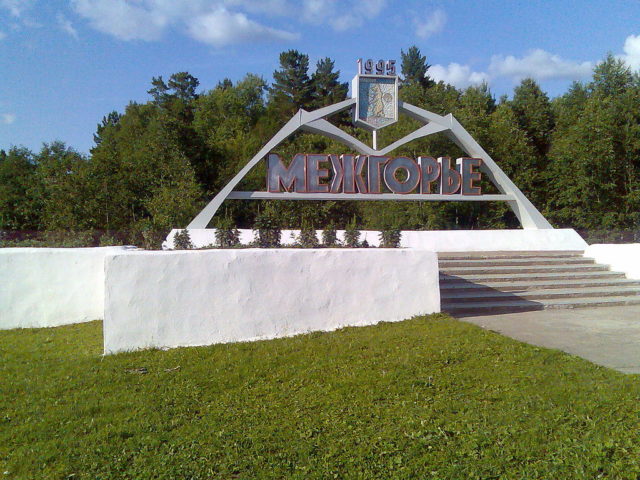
xmin=443 ymin=295 xmax=640 ymax=316
xmin=437 ymin=250 xmax=585 ymax=260
xmin=439 ymin=257 xmax=595 ymax=268
xmin=441 ymin=285 xmax=640 ymax=303
xmin=439 ymin=270 xmax=626 ymax=283
xmin=440 ymin=264 xmax=608 ymax=276
xmin=440 ymin=277 xmax=640 ymax=292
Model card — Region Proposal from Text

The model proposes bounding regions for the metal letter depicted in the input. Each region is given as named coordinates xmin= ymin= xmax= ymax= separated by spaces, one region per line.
xmin=418 ymin=156 xmax=440 ymax=194
xmin=439 ymin=156 xmax=461 ymax=195
xmin=342 ymin=155 xmax=368 ymax=193
xmin=329 ymin=154 xmax=344 ymax=193
xmin=461 ymin=157 xmax=482 ymax=195
xmin=368 ymin=156 xmax=388 ymax=194
xmin=267 ymin=153 xmax=306 ymax=193
xmin=384 ymin=157 xmax=421 ymax=194
xmin=306 ymin=154 xmax=330 ymax=193
xmin=364 ymin=59 xmax=373 ymax=74
xmin=386 ymin=60 xmax=396 ymax=75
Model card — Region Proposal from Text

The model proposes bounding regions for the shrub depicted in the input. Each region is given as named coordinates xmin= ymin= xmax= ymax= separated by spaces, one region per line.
xmin=379 ymin=228 xmax=402 ymax=248
xmin=215 ymin=217 xmax=241 ymax=248
xmin=174 ymin=229 xmax=194 ymax=250
xmin=321 ymin=223 xmax=338 ymax=247
xmin=344 ymin=216 xmax=360 ymax=248
xmin=98 ymin=232 xmax=123 ymax=246
xmin=253 ymin=209 xmax=281 ymax=248
xmin=297 ymin=223 xmax=319 ymax=248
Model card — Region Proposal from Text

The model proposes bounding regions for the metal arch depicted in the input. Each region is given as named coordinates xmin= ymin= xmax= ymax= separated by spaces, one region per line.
xmin=187 ymin=97 xmax=552 ymax=230
xmin=188 ymin=99 xmax=357 ymax=229
xmin=301 ymin=119 xmax=449 ymax=156
xmin=397 ymin=102 xmax=552 ymax=229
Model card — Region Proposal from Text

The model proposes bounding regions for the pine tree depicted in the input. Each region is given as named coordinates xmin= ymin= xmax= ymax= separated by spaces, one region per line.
xmin=167 ymin=72 xmax=200 ymax=102
xmin=269 ymin=50 xmax=314 ymax=116
xmin=148 ymin=76 xmax=170 ymax=105
xmin=93 ymin=111 xmax=121 ymax=148
xmin=400 ymin=46 xmax=433 ymax=88
xmin=311 ymin=57 xmax=348 ymax=108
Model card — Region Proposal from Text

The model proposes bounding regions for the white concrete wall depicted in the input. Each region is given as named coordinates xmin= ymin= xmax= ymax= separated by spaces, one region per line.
xmin=585 ymin=244 xmax=640 ymax=279
xmin=104 ymin=248 xmax=440 ymax=354
xmin=165 ymin=228 xmax=588 ymax=252
xmin=0 ymin=247 xmax=133 ymax=329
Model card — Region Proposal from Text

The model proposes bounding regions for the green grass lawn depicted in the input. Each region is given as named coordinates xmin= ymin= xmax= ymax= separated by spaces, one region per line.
xmin=1 ymin=315 xmax=639 ymax=479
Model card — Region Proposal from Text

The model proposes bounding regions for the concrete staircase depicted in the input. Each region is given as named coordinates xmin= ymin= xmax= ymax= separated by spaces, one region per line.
xmin=439 ymin=251 xmax=640 ymax=316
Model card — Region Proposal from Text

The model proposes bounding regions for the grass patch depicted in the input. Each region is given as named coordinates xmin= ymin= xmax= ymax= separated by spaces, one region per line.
xmin=1 ymin=315 xmax=639 ymax=479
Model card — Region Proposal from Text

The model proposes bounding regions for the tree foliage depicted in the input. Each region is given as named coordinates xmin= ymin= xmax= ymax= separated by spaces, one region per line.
xmin=401 ymin=46 xmax=434 ymax=88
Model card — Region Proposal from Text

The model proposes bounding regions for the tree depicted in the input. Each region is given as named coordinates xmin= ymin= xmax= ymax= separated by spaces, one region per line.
xmin=34 ymin=142 xmax=92 ymax=230
xmin=193 ymin=74 xmax=267 ymax=193
xmin=590 ymin=54 xmax=634 ymax=98
xmin=552 ymin=81 xmax=589 ymax=132
xmin=400 ymin=46 xmax=433 ymax=88
xmin=547 ymin=96 xmax=625 ymax=229
xmin=487 ymin=103 xmax=540 ymax=223
xmin=511 ymin=78 xmax=555 ymax=159
xmin=88 ymin=102 xmax=203 ymax=231
xmin=311 ymin=57 xmax=348 ymax=108
xmin=167 ymin=72 xmax=200 ymax=102
xmin=269 ymin=50 xmax=313 ymax=116
xmin=148 ymin=72 xmax=200 ymax=105
xmin=0 ymin=147 xmax=40 ymax=229
xmin=217 ymin=78 xmax=233 ymax=90
xmin=148 ymin=76 xmax=170 ymax=105
xmin=455 ymin=82 xmax=495 ymax=146
xmin=93 ymin=111 xmax=121 ymax=148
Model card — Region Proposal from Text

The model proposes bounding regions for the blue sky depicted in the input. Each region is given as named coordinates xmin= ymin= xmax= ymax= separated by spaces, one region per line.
xmin=1 ymin=0 xmax=640 ymax=154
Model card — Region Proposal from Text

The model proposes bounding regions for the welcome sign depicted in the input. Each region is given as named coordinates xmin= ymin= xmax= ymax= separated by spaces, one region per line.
xmin=187 ymin=58 xmax=553 ymax=230
xmin=266 ymin=154 xmax=483 ymax=195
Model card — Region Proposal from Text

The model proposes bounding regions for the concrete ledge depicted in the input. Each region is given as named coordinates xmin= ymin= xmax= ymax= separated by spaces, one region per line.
xmin=585 ymin=244 xmax=640 ymax=279
xmin=0 ymin=246 xmax=133 ymax=329
xmin=165 ymin=228 xmax=588 ymax=252
xmin=104 ymin=248 xmax=440 ymax=354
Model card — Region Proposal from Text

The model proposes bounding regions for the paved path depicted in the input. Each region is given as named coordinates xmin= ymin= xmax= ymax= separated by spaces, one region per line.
xmin=460 ymin=305 xmax=640 ymax=374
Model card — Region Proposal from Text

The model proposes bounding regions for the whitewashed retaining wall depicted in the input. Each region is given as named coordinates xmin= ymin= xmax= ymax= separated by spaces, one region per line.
xmin=0 ymin=247 xmax=132 ymax=329
xmin=104 ymin=248 xmax=440 ymax=354
xmin=585 ymin=244 xmax=640 ymax=279
xmin=165 ymin=228 xmax=588 ymax=252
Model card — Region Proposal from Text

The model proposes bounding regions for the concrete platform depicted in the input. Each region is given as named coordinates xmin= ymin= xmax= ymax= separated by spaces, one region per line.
xmin=459 ymin=305 xmax=640 ymax=374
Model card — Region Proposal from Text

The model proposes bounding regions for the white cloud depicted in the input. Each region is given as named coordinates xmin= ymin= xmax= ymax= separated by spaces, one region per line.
xmin=227 ymin=0 xmax=291 ymax=17
xmin=430 ymin=49 xmax=591 ymax=89
xmin=57 ymin=13 xmax=78 ymax=39
xmin=429 ymin=63 xmax=489 ymax=88
xmin=330 ymin=0 xmax=386 ymax=31
xmin=618 ymin=34 xmax=640 ymax=71
xmin=71 ymin=0 xmax=299 ymax=45
xmin=187 ymin=7 xmax=298 ymax=47
xmin=1 ymin=113 xmax=16 ymax=124
xmin=300 ymin=0 xmax=334 ymax=23
xmin=296 ymin=0 xmax=386 ymax=32
xmin=0 ymin=0 xmax=34 ymax=17
xmin=489 ymin=49 xmax=593 ymax=82
xmin=69 ymin=0 xmax=389 ymax=44
xmin=415 ymin=8 xmax=446 ymax=39
xmin=71 ymin=0 xmax=168 ymax=41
